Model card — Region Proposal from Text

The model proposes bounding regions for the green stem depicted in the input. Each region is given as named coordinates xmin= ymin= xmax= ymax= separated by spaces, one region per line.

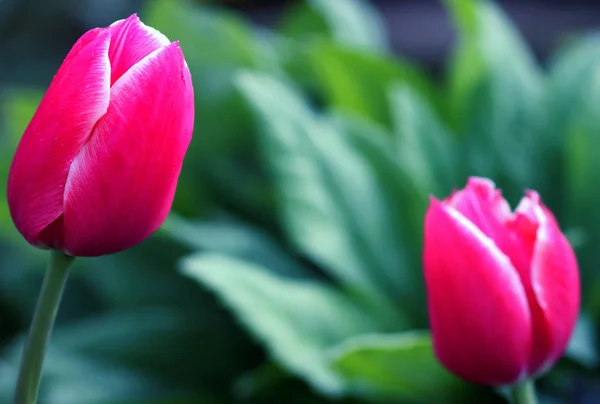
xmin=510 ymin=379 xmax=538 ymax=404
xmin=14 ymin=250 xmax=74 ymax=404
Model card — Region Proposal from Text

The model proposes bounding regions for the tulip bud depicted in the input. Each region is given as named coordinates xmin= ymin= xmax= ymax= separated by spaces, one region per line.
xmin=423 ymin=177 xmax=579 ymax=385
xmin=7 ymin=15 xmax=194 ymax=257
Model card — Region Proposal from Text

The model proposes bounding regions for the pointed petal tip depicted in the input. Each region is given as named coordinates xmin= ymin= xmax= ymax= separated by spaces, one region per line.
xmin=110 ymin=14 xmax=139 ymax=28
xmin=7 ymin=25 xmax=111 ymax=247
xmin=524 ymin=190 xmax=541 ymax=204
xmin=466 ymin=176 xmax=496 ymax=189
xmin=62 ymin=27 xmax=193 ymax=256
xmin=137 ymin=17 xmax=171 ymax=46
xmin=427 ymin=195 xmax=440 ymax=204
xmin=425 ymin=197 xmax=450 ymax=224
xmin=528 ymin=213 xmax=580 ymax=373
xmin=424 ymin=190 xmax=531 ymax=385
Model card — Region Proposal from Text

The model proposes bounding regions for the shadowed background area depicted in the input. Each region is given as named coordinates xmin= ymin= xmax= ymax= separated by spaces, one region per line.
xmin=1 ymin=0 xmax=600 ymax=403
xmin=4 ymin=0 xmax=600 ymax=86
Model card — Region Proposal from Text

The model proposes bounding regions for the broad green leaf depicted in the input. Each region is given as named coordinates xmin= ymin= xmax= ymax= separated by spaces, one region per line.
xmin=144 ymin=0 xmax=256 ymax=156
xmin=325 ymin=111 xmax=428 ymax=288
xmin=445 ymin=0 xmax=543 ymax=195
xmin=50 ymin=308 xmax=209 ymax=380
xmin=390 ymin=85 xmax=461 ymax=197
xmin=0 ymin=356 xmax=167 ymax=404
xmin=233 ymin=362 xmax=338 ymax=403
xmin=545 ymin=36 xmax=600 ymax=307
xmin=563 ymin=227 xmax=587 ymax=251
xmin=234 ymin=363 xmax=290 ymax=401
xmin=160 ymin=213 xmax=309 ymax=278
xmin=279 ymin=0 xmax=388 ymax=52
xmin=546 ymin=35 xmax=600 ymax=141
xmin=0 ymin=353 xmax=220 ymax=403
xmin=144 ymin=0 xmax=268 ymax=217
xmin=534 ymin=36 xmax=600 ymax=212
xmin=564 ymin=314 xmax=599 ymax=368
xmin=446 ymin=0 xmax=541 ymax=122
xmin=302 ymin=41 xmax=439 ymax=128
xmin=74 ymin=237 xmax=197 ymax=310
xmin=548 ymin=35 xmax=600 ymax=216
xmin=236 ymin=71 xmax=425 ymax=321
xmin=558 ymin=60 xmax=600 ymax=299
xmin=3 ymin=306 xmax=249 ymax=389
xmin=181 ymin=253 xmax=387 ymax=395
xmin=329 ymin=332 xmax=491 ymax=403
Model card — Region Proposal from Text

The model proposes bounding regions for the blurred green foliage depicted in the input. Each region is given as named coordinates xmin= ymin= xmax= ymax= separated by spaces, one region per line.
xmin=1 ymin=0 xmax=600 ymax=402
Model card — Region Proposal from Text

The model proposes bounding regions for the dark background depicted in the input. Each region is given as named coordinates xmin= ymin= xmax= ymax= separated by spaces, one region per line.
xmin=3 ymin=0 xmax=600 ymax=88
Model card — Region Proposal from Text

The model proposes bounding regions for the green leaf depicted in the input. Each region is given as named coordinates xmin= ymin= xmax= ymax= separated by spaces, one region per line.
xmin=537 ymin=37 xmax=600 ymax=214
xmin=180 ymin=253 xmax=387 ymax=395
xmin=546 ymin=35 xmax=600 ymax=142
xmin=160 ymin=213 xmax=309 ymax=278
xmin=303 ymin=41 xmax=438 ymax=128
xmin=144 ymin=0 xmax=256 ymax=157
xmin=234 ymin=362 xmax=342 ymax=404
xmin=0 ymin=346 xmax=170 ymax=404
xmin=144 ymin=0 xmax=292 ymax=221
xmin=236 ymin=72 xmax=425 ymax=321
xmin=390 ymin=85 xmax=461 ymax=197
xmin=3 ymin=306 xmax=247 ymax=388
xmin=445 ymin=0 xmax=543 ymax=193
xmin=143 ymin=0 xmax=268 ymax=217
xmin=51 ymin=308 xmax=204 ymax=376
xmin=564 ymin=314 xmax=599 ymax=368
xmin=553 ymin=44 xmax=600 ymax=297
xmin=0 ymin=363 xmax=167 ymax=404
xmin=324 ymin=111 xmax=428 ymax=275
xmin=75 ymin=237 xmax=197 ymax=310
xmin=329 ymin=332 xmax=486 ymax=403
xmin=548 ymin=35 xmax=600 ymax=216
xmin=279 ymin=0 xmax=388 ymax=52
xmin=234 ymin=363 xmax=290 ymax=401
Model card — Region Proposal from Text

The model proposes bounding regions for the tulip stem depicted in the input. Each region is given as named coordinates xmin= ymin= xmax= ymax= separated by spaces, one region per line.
xmin=510 ymin=379 xmax=538 ymax=404
xmin=14 ymin=250 xmax=74 ymax=404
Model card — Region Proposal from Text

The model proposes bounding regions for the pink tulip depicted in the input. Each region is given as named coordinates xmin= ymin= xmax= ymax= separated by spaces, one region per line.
xmin=7 ymin=14 xmax=194 ymax=257
xmin=423 ymin=177 xmax=579 ymax=385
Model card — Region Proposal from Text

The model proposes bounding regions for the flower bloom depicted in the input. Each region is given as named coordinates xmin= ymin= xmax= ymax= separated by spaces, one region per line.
xmin=7 ymin=14 xmax=194 ymax=257
xmin=423 ymin=177 xmax=579 ymax=385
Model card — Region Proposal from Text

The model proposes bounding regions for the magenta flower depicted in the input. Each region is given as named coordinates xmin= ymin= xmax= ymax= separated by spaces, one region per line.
xmin=424 ymin=177 xmax=580 ymax=385
xmin=7 ymin=14 xmax=194 ymax=257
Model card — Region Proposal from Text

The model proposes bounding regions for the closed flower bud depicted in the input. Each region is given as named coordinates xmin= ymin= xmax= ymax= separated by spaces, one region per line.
xmin=423 ymin=177 xmax=579 ymax=385
xmin=7 ymin=14 xmax=194 ymax=257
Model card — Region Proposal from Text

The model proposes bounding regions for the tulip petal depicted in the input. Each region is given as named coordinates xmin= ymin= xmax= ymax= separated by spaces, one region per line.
xmin=108 ymin=14 xmax=171 ymax=85
xmin=445 ymin=177 xmax=512 ymax=247
xmin=7 ymin=28 xmax=111 ymax=248
xmin=62 ymin=42 xmax=194 ymax=256
xmin=424 ymin=199 xmax=531 ymax=385
xmin=528 ymin=203 xmax=580 ymax=374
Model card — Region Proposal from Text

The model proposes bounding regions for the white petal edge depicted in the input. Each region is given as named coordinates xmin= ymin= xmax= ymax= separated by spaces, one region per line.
xmin=109 ymin=44 xmax=172 ymax=97
xmin=110 ymin=16 xmax=170 ymax=47
xmin=442 ymin=203 xmax=531 ymax=310
xmin=64 ymin=44 xmax=173 ymax=198
xmin=137 ymin=19 xmax=171 ymax=47
xmin=58 ymin=34 xmax=112 ymax=206
xmin=444 ymin=203 xmax=515 ymax=270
